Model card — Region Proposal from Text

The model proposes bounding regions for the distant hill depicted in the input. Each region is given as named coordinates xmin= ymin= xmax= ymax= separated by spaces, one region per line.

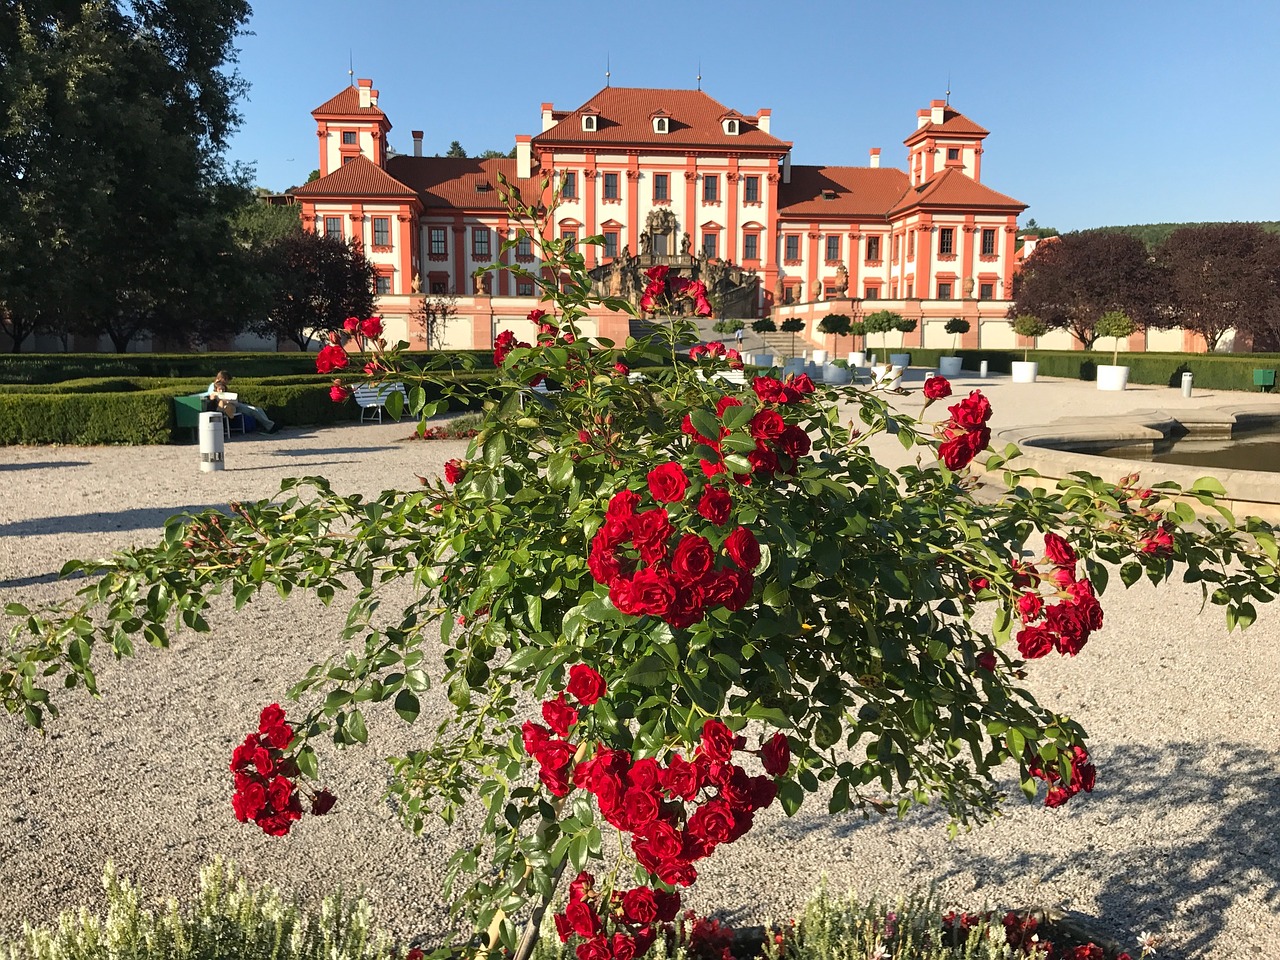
xmin=1088 ymin=221 xmax=1280 ymax=249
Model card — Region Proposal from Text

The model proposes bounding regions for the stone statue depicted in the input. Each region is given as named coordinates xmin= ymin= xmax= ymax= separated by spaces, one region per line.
xmin=411 ymin=272 xmax=422 ymax=294
xmin=475 ymin=272 xmax=490 ymax=295
xmin=608 ymin=259 xmax=622 ymax=297
xmin=834 ymin=262 xmax=849 ymax=297
xmin=681 ymin=232 xmax=692 ymax=257
xmin=640 ymin=233 xmax=651 ymax=256
xmin=963 ymin=277 xmax=976 ymax=298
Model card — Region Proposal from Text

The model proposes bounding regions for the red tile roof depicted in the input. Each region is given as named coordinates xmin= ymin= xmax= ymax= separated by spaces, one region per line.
xmin=903 ymin=106 xmax=989 ymax=145
xmin=777 ymin=165 xmax=911 ymax=220
xmin=312 ymin=86 xmax=387 ymax=118
xmin=385 ymin=156 xmax=544 ymax=212
xmin=292 ymin=155 xmax=417 ymax=199
xmin=534 ymin=87 xmax=790 ymax=151
xmin=888 ymin=168 xmax=1026 ymax=216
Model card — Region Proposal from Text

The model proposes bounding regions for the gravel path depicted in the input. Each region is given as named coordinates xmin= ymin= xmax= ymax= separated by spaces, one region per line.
xmin=2 ymin=385 xmax=1278 ymax=960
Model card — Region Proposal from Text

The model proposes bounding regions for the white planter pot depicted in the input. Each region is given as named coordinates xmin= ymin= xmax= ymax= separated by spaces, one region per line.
xmin=1096 ymin=364 xmax=1130 ymax=391
xmin=937 ymin=356 xmax=964 ymax=377
xmin=889 ymin=352 xmax=912 ymax=369
xmin=850 ymin=351 xmax=866 ymax=368
xmin=1011 ymin=360 xmax=1039 ymax=383
xmin=823 ymin=363 xmax=850 ymax=385
xmin=784 ymin=357 xmax=805 ymax=376
xmin=812 ymin=349 xmax=828 ymax=365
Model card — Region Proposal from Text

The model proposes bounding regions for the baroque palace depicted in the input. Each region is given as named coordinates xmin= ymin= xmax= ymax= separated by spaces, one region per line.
xmin=294 ymin=78 xmax=1042 ymax=352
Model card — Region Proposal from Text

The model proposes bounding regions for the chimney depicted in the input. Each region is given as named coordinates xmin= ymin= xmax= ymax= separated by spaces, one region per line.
xmin=370 ymin=88 xmax=379 ymax=108
xmin=930 ymin=99 xmax=946 ymax=125
xmin=357 ymin=78 xmax=372 ymax=109
xmin=516 ymin=135 xmax=532 ymax=179
xmin=782 ymin=150 xmax=791 ymax=184
xmin=756 ymin=108 xmax=771 ymax=134
xmin=411 ymin=130 xmax=423 ymax=157
xmin=541 ymin=102 xmax=555 ymax=132
xmin=917 ymin=108 xmax=930 ymax=129
xmin=869 ymin=147 xmax=881 ymax=169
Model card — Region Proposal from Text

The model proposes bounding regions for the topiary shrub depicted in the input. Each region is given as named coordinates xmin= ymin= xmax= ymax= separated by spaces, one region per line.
xmin=1095 ymin=311 xmax=1137 ymax=366
xmin=1011 ymin=315 xmax=1050 ymax=362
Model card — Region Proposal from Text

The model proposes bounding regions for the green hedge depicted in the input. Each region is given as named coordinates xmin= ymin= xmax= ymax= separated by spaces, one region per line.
xmin=0 ymin=350 xmax=499 ymax=385
xmin=873 ymin=348 xmax=1280 ymax=393
xmin=0 ymin=372 xmax=499 ymax=445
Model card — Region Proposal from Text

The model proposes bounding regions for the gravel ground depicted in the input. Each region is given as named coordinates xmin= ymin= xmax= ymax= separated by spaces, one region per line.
xmin=2 ymin=383 xmax=1279 ymax=960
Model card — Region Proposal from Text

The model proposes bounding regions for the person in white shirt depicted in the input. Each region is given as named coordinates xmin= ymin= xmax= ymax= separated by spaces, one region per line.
xmin=205 ymin=370 xmax=277 ymax=434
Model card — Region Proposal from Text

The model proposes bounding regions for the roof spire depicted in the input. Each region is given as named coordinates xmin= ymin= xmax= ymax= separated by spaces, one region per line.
xmin=605 ymin=52 xmax=610 ymax=87
xmin=348 ymin=50 xmax=354 ymax=86
xmin=945 ymin=72 xmax=951 ymax=105
xmin=697 ymin=59 xmax=702 ymax=91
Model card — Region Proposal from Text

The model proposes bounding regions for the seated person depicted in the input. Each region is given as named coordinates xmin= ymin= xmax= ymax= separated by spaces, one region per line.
xmin=206 ymin=370 xmax=278 ymax=433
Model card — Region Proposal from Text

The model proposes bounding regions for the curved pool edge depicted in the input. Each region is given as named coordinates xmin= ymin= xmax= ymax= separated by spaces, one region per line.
xmin=977 ymin=405 xmax=1280 ymax=523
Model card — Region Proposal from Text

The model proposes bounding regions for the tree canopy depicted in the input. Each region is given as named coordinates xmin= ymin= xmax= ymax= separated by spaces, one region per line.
xmin=0 ymin=0 xmax=253 ymax=351
xmin=1011 ymin=230 xmax=1160 ymax=348
xmin=253 ymin=231 xmax=377 ymax=350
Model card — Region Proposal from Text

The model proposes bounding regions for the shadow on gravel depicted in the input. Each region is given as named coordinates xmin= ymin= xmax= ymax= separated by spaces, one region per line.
xmin=0 ymin=460 xmax=92 ymax=472
xmin=0 ymin=504 xmax=220 ymax=538
xmin=932 ymin=741 xmax=1280 ymax=958
xmin=227 ymin=460 xmax=360 ymax=472
xmin=271 ymin=446 xmax=398 ymax=457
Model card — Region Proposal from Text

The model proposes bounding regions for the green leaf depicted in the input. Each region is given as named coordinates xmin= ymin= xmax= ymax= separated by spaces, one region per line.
xmin=5 ymin=603 xmax=31 ymax=617
xmin=1007 ymin=728 xmax=1025 ymax=758
xmin=394 ymin=689 xmax=420 ymax=723
xmin=347 ymin=709 xmax=368 ymax=744
xmin=690 ymin=409 xmax=721 ymax=442
xmin=386 ymin=389 xmax=404 ymax=421
xmin=1188 ymin=477 xmax=1227 ymax=496
xmin=777 ymin=778 xmax=804 ymax=815
xmin=324 ymin=690 xmax=351 ymax=715
xmin=623 ymin=655 xmax=670 ymax=687
xmin=548 ymin=454 xmax=574 ymax=490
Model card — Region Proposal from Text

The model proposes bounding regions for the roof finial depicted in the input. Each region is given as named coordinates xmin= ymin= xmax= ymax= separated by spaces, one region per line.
xmin=348 ymin=50 xmax=354 ymax=86
xmin=945 ymin=71 xmax=951 ymax=105
xmin=697 ymin=59 xmax=702 ymax=91
xmin=605 ymin=52 xmax=610 ymax=87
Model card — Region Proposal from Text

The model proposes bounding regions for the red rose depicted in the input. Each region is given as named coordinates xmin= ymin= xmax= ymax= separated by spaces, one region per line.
xmin=521 ymin=720 xmax=551 ymax=755
xmin=947 ymin=390 xmax=992 ymax=429
xmin=267 ymin=775 xmax=295 ymax=812
xmin=232 ymin=781 xmax=266 ymax=822
xmin=1044 ymin=785 xmax=1071 ymax=808
xmin=923 ymin=376 xmax=952 ymax=400
xmin=636 ymin=819 xmax=682 ymax=860
xmin=1043 ymin=532 xmax=1077 ymax=567
xmin=751 ymin=376 xmax=787 ymax=404
xmin=259 ymin=704 xmax=286 ymax=731
xmin=315 ymin=344 xmax=349 ymax=374
xmin=746 ymin=775 xmax=777 ymax=811
xmin=329 ymin=383 xmax=351 ymax=403
xmin=575 ymin=938 xmax=610 ymax=960
xmin=660 ymin=753 xmax=702 ymax=800
xmin=620 ymin=786 xmax=661 ymax=830
xmin=539 ymin=765 xmax=572 ymax=797
xmin=343 ymin=317 xmax=360 ymax=334
xmin=444 ymin=459 xmax=465 ymax=484
xmin=565 ymin=899 xmax=601 ymax=938
xmin=776 ymin=425 xmax=811 ymax=459
xmin=697 ymin=487 xmax=732 ymax=525
xmin=789 ymin=373 xmax=816 ymax=395
xmin=631 ymin=508 xmax=673 ymax=564
xmin=528 ymin=308 xmax=548 ymax=323
xmin=664 ymin=583 xmax=707 ymax=629
xmin=1046 ymin=602 xmax=1089 ymax=656
xmin=609 ymin=576 xmax=639 ymax=616
xmin=748 ymin=444 xmax=779 ymax=476
xmin=700 ymin=718 xmax=737 ymax=762
xmin=652 ymin=891 xmax=681 ymax=923
xmin=938 ymin=426 xmax=989 ymax=470
xmin=724 ymin=526 xmax=761 ymax=572
xmin=621 ymin=887 xmax=658 ymax=924
xmin=260 ymin=721 xmax=293 ymax=750
xmin=969 ymin=576 xmax=990 ymax=594
xmin=535 ymin=738 xmax=574 ymax=774
xmin=554 ymin=915 xmax=573 ymax=943
xmin=748 ymin=410 xmax=785 ymax=441
xmin=1016 ymin=624 xmax=1055 ymax=660
xmin=628 ymin=567 xmax=677 ymax=619
xmin=721 ymin=569 xmax=755 ymax=611
xmin=310 ymin=789 xmax=337 ymax=815
xmin=614 ymin=362 xmax=630 ymax=376
xmin=566 ymin=665 xmax=607 ymax=706
xmin=760 ymin=732 xmax=790 ymax=776
xmin=647 ymin=462 xmax=690 ymax=503
xmin=687 ymin=799 xmax=736 ymax=847
xmin=646 ymin=264 xmax=669 ymax=283
xmin=360 ymin=316 xmax=383 ymax=339
xmin=976 ymin=650 xmax=998 ymax=672
xmin=611 ymin=935 xmax=637 ymax=960
xmin=1018 ymin=592 xmax=1044 ymax=621
xmin=588 ymin=541 xmax=624 ymax=586
xmin=671 ymin=534 xmax=715 ymax=584
xmin=542 ymin=694 xmax=579 ymax=736
xmin=656 ymin=858 xmax=697 ymax=887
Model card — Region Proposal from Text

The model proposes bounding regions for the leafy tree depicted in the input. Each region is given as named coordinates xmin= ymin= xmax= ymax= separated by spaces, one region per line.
xmin=848 ymin=320 xmax=866 ymax=351
xmin=1095 ymin=310 xmax=1136 ymax=366
xmin=712 ymin=318 xmax=744 ymax=335
xmin=944 ymin=318 xmax=970 ymax=355
xmin=478 ymin=148 xmax=517 ymax=159
xmin=779 ymin=317 xmax=804 ymax=357
xmin=1011 ymin=230 xmax=1159 ymax=348
xmin=305 ymin=169 xmax=320 ymax=183
xmin=1011 ymin=314 xmax=1049 ymax=362
xmin=817 ymin=314 xmax=851 ymax=338
xmin=0 ymin=0 xmax=253 ymax=352
xmin=253 ymin=231 xmax=377 ymax=350
xmin=1016 ymin=219 xmax=1060 ymax=250
xmin=446 ymin=140 xmax=468 ymax=158
xmin=411 ymin=291 xmax=459 ymax=350
xmin=750 ymin=318 xmax=776 ymax=334
xmin=863 ymin=309 xmax=904 ymax=352
xmin=1157 ymin=224 xmax=1280 ymax=352
xmin=231 ymin=199 xmax=302 ymax=249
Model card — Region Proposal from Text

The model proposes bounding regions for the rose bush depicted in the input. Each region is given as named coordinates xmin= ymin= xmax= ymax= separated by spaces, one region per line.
xmin=3 ymin=175 xmax=1278 ymax=958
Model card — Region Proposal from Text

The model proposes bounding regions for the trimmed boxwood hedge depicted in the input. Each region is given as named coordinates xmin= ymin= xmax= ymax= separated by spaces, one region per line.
xmin=881 ymin=348 xmax=1280 ymax=393
xmin=0 ymin=350 xmax=499 ymax=386
xmin=0 ymin=372 xmax=499 ymax=446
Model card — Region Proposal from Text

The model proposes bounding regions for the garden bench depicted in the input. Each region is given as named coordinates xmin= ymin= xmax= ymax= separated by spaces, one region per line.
xmin=352 ymin=382 xmax=408 ymax=424
xmin=173 ymin=394 xmax=243 ymax=441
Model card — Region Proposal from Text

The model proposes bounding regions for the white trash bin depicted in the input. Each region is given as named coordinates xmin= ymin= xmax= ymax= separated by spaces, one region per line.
xmin=199 ymin=411 xmax=225 ymax=473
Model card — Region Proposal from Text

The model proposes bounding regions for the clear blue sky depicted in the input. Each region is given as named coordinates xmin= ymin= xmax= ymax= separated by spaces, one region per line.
xmin=227 ymin=0 xmax=1280 ymax=231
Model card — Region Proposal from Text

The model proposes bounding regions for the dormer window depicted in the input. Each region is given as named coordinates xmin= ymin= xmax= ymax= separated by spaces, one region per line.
xmin=475 ymin=181 xmax=492 ymax=193
xmin=821 ymin=188 xmax=837 ymax=200
xmin=722 ymin=118 xmax=739 ymax=135
xmin=582 ymin=114 xmax=597 ymax=132
xmin=653 ymin=117 xmax=669 ymax=134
